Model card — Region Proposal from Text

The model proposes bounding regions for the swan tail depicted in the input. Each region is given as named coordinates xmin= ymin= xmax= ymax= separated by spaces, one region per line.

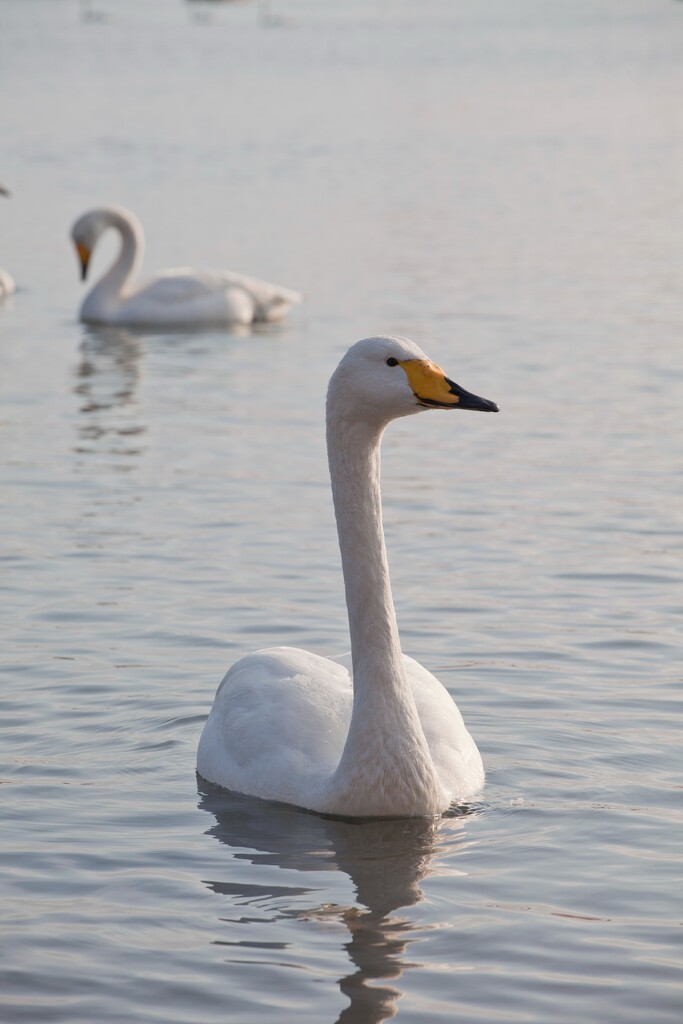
xmin=257 ymin=289 xmax=304 ymax=322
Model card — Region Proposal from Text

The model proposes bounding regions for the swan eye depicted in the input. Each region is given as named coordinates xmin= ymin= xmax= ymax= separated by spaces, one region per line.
xmin=386 ymin=357 xmax=399 ymax=367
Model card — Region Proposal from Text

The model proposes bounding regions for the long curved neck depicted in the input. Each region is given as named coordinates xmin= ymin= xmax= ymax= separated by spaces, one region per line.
xmin=326 ymin=397 xmax=438 ymax=813
xmin=327 ymin=415 xmax=403 ymax=695
xmin=86 ymin=211 xmax=143 ymax=310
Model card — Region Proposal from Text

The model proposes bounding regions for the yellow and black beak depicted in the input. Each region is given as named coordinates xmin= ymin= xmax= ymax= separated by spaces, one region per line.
xmin=399 ymin=359 xmax=499 ymax=412
xmin=75 ymin=241 xmax=91 ymax=281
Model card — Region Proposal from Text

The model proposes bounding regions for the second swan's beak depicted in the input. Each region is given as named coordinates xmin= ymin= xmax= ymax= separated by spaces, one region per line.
xmin=75 ymin=241 xmax=91 ymax=281
xmin=399 ymin=359 xmax=499 ymax=412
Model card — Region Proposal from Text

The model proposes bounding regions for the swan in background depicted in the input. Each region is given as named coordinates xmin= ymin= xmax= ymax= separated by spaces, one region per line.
xmin=198 ymin=335 xmax=499 ymax=818
xmin=71 ymin=205 xmax=303 ymax=327
xmin=0 ymin=184 xmax=16 ymax=300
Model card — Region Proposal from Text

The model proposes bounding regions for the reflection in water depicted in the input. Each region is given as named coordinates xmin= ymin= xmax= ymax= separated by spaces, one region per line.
xmin=73 ymin=325 xmax=147 ymax=458
xmin=79 ymin=0 xmax=110 ymax=24
xmin=198 ymin=782 xmax=475 ymax=1023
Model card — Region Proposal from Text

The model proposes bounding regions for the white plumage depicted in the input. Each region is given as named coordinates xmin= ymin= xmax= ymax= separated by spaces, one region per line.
xmin=0 ymin=183 xmax=15 ymax=301
xmin=0 ymin=267 xmax=14 ymax=301
xmin=198 ymin=336 xmax=499 ymax=818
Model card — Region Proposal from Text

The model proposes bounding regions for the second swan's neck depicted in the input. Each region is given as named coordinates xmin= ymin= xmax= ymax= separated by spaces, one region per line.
xmin=325 ymin=396 xmax=443 ymax=815
xmin=83 ymin=210 xmax=143 ymax=315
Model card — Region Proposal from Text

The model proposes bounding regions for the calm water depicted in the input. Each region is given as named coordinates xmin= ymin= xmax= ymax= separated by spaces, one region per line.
xmin=1 ymin=1 xmax=682 ymax=1021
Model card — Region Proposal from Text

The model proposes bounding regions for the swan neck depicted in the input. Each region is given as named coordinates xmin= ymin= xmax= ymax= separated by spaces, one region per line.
xmin=326 ymin=413 xmax=403 ymax=686
xmin=324 ymin=398 xmax=441 ymax=814
xmin=88 ymin=210 xmax=143 ymax=308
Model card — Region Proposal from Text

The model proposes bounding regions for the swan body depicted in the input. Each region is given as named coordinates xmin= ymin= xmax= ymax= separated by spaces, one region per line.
xmin=0 ymin=184 xmax=15 ymax=300
xmin=0 ymin=267 xmax=14 ymax=300
xmin=198 ymin=336 xmax=499 ymax=818
xmin=71 ymin=206 xmax=303 ymax=327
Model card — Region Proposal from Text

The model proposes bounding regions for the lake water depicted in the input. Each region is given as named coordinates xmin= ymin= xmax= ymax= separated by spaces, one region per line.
xmin=1 ymin=0 xmax=682 ymax=1021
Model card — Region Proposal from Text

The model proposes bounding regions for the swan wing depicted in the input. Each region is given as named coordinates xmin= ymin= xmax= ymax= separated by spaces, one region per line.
xmin=403 ymin=655 xmax=485 ymax=800
xmin=219 ymin=268 xmax=305 ymax=303
xmin=141 ymin=269 xmax=229 ymax=303
xmin=197 ymin=647 xmax=352 ymax=806
xmin=147 ymin=269 xmax=303 ymax=310
xmin=121 ymin=269 xmax=302 ymax=324
xmin=217 ymin=270 xmax=304 ymax=319
xmin=112 ymin=269 xmax=255 ymax=325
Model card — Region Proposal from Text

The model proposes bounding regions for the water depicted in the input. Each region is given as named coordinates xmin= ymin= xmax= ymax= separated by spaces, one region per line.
xmin=1 ymin=0 xmax=682 ymax=1020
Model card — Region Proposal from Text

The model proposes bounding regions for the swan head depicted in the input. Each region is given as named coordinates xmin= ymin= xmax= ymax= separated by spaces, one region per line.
xmin=72 ymin=209 xmax=108 ymax=280
xmin=328 ymin=336 xmax=498 ymax=429
xmin=71 ymin=206 xmax=141 ymax=281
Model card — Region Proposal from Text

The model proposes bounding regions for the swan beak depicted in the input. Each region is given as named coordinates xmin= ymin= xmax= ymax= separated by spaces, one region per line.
xmin=399 ymin=359 xmax=499 ymax=412
xmin=75 ymin=241 xmax=91 ymax=281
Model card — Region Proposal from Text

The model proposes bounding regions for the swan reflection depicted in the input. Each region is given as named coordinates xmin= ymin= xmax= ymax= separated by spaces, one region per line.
xmin=74 ymin=324 xmax=146 ymax=457
xmin=198 ymin=781 xmax=476 ymax=1023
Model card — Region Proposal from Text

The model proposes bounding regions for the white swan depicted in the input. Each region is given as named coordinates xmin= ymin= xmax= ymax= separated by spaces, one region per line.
xmin=71 ymin=205 xmax=303 ymax=327
xmin=198 ymin=336 xmax=498 ymax=818
xmin=0 ymin=184 xmax=15 ymax=300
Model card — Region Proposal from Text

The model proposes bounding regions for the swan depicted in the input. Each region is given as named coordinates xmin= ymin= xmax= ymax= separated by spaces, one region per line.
xmin=0 ymin=184 xmax=15 ymax=300
xmin=70 ymin=205 xmax=303 ymax=327
xmin=198 ymin=336 xmax=499 ymax=818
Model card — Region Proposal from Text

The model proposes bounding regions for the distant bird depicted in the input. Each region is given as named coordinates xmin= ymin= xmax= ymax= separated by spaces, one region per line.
xmin=71 ymin=206 xmax=303 ymax=327
xmin=0 ymin=184 xmax=16 ymax=300
xmin=198 ymin=335 xmax=498 ymax=818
